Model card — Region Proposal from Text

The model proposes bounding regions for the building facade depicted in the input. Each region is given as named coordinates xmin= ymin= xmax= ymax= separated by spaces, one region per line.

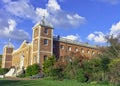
xmin=2 ymin=18 xmax=99 ymax=69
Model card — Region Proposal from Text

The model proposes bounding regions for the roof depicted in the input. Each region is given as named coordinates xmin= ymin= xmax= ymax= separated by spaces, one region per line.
xmin=53 ymin=36 xmax=99 ymax=49
xmin=34 ymin=16 xmax=53 ymax=28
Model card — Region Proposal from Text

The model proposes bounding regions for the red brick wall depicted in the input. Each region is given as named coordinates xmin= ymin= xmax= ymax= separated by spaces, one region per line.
xmin=53 ymin=41 xmax=99 ymax=60
xmin=40 ymin=27 xmax=52 ymax=38
xmin=40 ymin=38 xmax=52 ymax=52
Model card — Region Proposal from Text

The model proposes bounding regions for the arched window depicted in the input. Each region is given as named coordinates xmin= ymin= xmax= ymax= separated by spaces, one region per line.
xmin=68 ymin=46 xmax=71 ymax=51
xmin=81 ymin=49 xmax=84 ymax=53
xmin=75 ymin=48 xmax=78 ymax=52
xmin=60 ymin=45 xmax=64 ymax=50
xmin=92 ymin=51 xmax=95 ymax=55
xmin=87 ymin=50 xmax=90 ymax=54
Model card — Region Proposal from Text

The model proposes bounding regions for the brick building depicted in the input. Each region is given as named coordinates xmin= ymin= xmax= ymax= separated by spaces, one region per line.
xmin=2 ymin=17 xmax=100 ymax=70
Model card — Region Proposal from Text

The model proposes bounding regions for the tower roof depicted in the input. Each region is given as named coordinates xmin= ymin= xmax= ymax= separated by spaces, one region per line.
xmin=40 ymin=15 xmax=53 ymax=28
xmin=4 ymin=39 xmax=14 ymax=48
xmin=34 ymin=16 xmax=53 ymax=28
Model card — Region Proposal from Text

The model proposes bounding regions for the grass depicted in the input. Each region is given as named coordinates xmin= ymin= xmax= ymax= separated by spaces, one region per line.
xmin=0 ymin=79 xmax=114 ymax=86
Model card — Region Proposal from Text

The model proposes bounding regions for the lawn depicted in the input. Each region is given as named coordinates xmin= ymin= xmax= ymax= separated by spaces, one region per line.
xmin=0 ymin=79 xmax=114 ymax=86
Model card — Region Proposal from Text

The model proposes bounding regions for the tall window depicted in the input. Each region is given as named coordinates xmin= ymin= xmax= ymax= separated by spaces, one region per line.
xmin=34 ymin=28 xmax=38 ymax=37
xmin=68 ymin=46 xmax=71 ymax=51
xmin=34 ymin=56 xmax=37 ymax=63
xmin=75 ymin=48 xmax=78 ymax=52
xmin=92 ymin=51 xmax=95 ymax=55
xmin=44 ymin=55 xmax=47 ymax=61
xmin=34 ymin=39 xmax=37 ymax=47
xmin=81 ymin=49 xmax=84 ymax=53
xmin=44 ymin=39 xmax=48 ymax=45
xmin=87 ymin=50 xmax=90 ymax=54
xmin=44 ymin=28 xmax=48 ymax=35
xmin=60 ymin=45 xmax=64 ymax=50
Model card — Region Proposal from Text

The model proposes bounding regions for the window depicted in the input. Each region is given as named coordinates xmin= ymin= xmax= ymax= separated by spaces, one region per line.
xmin=92 ymin=51 xmax=95 ymax=55
xmin=44 ymin=39 xmax=48 ymax=45
xmin=60 ymin=45 xmax=64 ymax=50
xmin=44 ymin=28 xmax=48 ymax=34
xmin=44 ymin=55 xmax=47 ymax=61
xmin=87 ymin=50 xmax=90 ymax=54
xmin=34 ymin=56 xmax=37 ymax=63
xmin=68 ymin=46 xmax=71 ymax=51
xmin=34 ymin=39 xmax=37 ymax=46
xmin=34 ymin=28 xmax=38 ymax=36
xmin=75 ymin=48 xmax=78 ymax=52
xmin=81 ymin=49 xmax=84 ymax=53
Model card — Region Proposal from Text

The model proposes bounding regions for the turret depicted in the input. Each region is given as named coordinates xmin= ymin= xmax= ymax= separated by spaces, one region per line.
xmin=31 ymin=16 xmax=53 ymax=66
xmin=2 ymin=39 xmax=14 ymax=68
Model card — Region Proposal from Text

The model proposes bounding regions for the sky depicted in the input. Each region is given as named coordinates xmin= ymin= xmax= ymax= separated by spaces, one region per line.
xmin=0 ymin=0 xmax=120 ymax=54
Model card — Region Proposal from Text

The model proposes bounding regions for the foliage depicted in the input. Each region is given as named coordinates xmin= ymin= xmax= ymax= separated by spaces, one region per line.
xmin=108 ymin=58 xmax=120 ymax=85
xmin=43 ymin=55 xmax=56 ymax=76
xmin=101 ymin=57 xmax=110 ymax=72
xmin=17 ymin=73 xmax=25 ymax=78
xmin=101 ymin=35 xmax=120 ymax=59
xmin=0 ymin=68 xmax=9 ymax=75
xmin=76 ymin=69 xmax=87 ymax=83
xmin=51 ymin=68 xmax=64 ymax=80
xmin=25 ymin=63 xmax=40 ymax=76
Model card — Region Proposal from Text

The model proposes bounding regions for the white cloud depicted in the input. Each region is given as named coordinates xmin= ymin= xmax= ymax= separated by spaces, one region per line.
xmin=3 ymin=0 xmax=37 ymax=20
xmin=35 ymin=8 xmax=49 ymax=18
xmin=87 ymin=21 xmax=120 ymax=43
xmin=87 ymin=31 xmax=106 ymax=43
xmin=47 ymin=0 xmax=61 ymax=10
xmin=110 ymin=21 xmax=120 ymax=37
xmin=0 ymin=0 xmax=85 ymax=43
xmin=0 ymin=19 xmax=30 ymax=41
xmin=2 ymin=0 xmax=85 ymax=28
xmin=63 ymin=34 xmax=81 ymax=41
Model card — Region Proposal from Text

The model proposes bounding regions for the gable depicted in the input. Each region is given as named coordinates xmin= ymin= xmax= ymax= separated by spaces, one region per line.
xmin=19 ymin=40 xmax=28 ymax=49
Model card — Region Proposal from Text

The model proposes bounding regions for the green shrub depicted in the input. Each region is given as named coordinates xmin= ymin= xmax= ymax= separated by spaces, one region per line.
xmin=17 ymin=73 xmax=25 ymax=78
xmin=51 ymin=68 xmax=64 ymax=80
xmin=76 ymin=69 xmax=86 ymax=83
xmin=25 ymin=63 xmax=40 ymax=76
xmin=43 ymin=55 xmax=56 ymax=76
xmin=0 ymin=68 xmax=9 ymax=75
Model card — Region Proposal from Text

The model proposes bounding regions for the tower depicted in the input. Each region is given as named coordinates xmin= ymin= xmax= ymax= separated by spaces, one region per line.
xmin=2 ymin=39 xmax=14 ymax=68
xmin=32 ymin=16 xmax=53 ymax=66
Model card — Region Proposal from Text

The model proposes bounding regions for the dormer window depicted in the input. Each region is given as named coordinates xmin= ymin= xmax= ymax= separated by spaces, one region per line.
xmin=44 ymin=28 xmax=48 ymax=35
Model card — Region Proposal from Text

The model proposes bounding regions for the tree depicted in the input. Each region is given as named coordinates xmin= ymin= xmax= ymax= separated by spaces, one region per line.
xmin=101 ymin=35 xmax=120 ymax=59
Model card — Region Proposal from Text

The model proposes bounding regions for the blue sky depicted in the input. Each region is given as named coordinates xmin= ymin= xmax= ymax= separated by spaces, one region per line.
xmin=0 ymin=0 xmax=120 ymax=54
